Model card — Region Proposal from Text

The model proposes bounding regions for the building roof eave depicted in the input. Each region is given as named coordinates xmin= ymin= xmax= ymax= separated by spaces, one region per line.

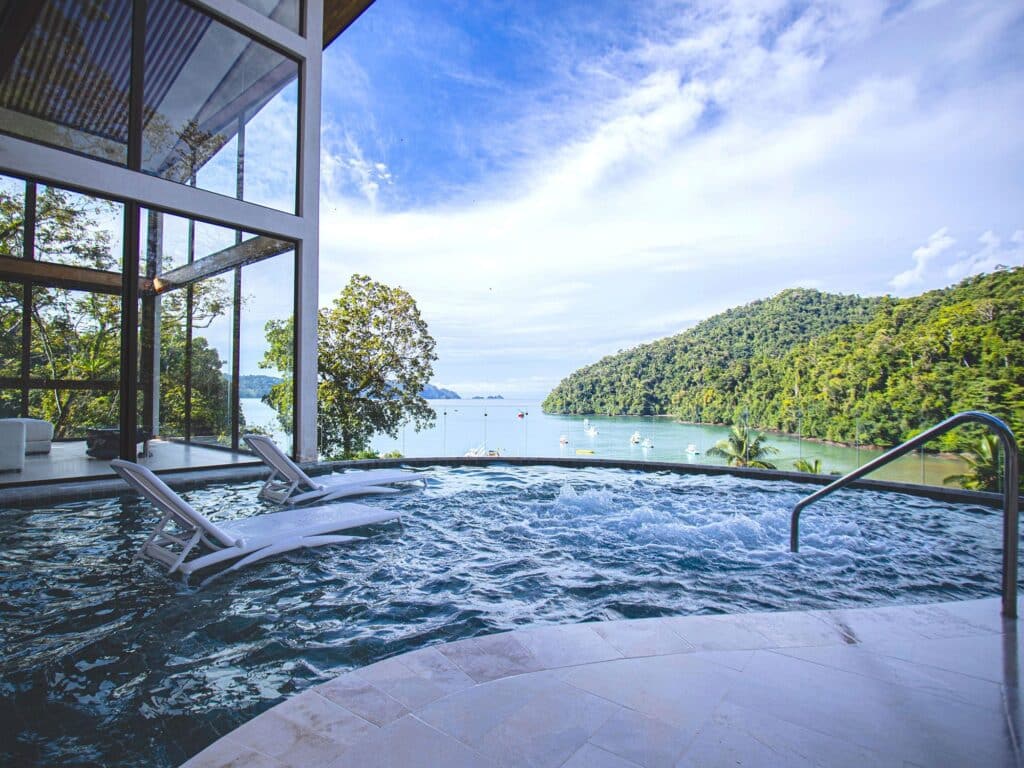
xmin=323 ymin=0 xmax=376 ymax=48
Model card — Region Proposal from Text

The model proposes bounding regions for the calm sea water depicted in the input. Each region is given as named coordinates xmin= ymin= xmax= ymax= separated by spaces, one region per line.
xmin=365 ymin=399 xmax=968 ymax=486
xmin=239 ymin=397 xmax=968 ymax=486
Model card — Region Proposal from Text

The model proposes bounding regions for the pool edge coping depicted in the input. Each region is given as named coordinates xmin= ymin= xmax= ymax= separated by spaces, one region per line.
xmin=0 ymin=455 xmax=1014 ymax=509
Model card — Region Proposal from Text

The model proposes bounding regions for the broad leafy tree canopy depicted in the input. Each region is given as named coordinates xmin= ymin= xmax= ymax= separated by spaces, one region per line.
xmin=264 ymin=274 xmax=437 ymax=459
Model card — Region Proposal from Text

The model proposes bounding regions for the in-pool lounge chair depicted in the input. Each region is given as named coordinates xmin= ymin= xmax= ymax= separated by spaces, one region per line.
xmin=243 ymin=433 xmax=426 ymax=505
xmin=111 ymin=460 xmax=402 ymax=585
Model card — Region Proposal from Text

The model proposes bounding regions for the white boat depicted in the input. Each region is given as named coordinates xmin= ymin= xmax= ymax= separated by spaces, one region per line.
xmin=464 ymin=446 xmax=501 ymax=457
xmin=584 ymin=426 xmax=599 ymax=438
xmin=686 ymin=443 xmax=700 ymax=455
xmin=629 ymin=431 xmax=641 ymax=445
xmin=641 ymin=438 xmax=654 ymax=449
xmin=559 ymin=435 xmax=569 ymax=445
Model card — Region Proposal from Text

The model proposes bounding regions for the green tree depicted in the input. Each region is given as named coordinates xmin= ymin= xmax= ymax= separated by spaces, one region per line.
xmin=792 ymin=457 xmax=823 ymax=474
xmin=157 ymin=283 xmax=233 ymax=440
xmin=0 ymin=183 xmax=232 ymax=437
xmin=262 ymin=274 xmax=437 ymax=459
xmin=706 ymin=423 xmax=779 ymax=469
xmin=944 ymin=434 xmax=1001 ymax=491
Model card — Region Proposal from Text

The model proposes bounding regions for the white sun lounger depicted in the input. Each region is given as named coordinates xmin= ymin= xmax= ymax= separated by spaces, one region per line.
xmin=243 ymin=433 xmax=426 ymax=505
xmin=111 ymin=459 xmax=402 ymax=585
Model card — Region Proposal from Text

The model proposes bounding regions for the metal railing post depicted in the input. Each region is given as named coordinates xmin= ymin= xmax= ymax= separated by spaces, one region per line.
xmin=789 ymin=411 xmax=1019 ymax=618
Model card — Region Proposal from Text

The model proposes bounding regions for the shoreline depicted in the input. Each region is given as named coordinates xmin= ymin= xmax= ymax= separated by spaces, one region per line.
xmin=544 ymin=411 xmax=965 ymax=458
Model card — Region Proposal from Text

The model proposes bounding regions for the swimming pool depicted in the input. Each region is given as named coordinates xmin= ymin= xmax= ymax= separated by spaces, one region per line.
xmin=0 ymin=464 xmax=1008 ymax=766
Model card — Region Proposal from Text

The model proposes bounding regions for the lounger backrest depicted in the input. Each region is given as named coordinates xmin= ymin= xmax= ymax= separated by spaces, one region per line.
xmin=111 ymin=459 xmax=239 ymax=548
xmin=242 ymin=434 xmax=316 ymax=489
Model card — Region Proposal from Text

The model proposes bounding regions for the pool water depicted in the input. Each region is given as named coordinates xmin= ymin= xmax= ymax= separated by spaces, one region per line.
xmin=0 ymin=465 xmax=1008 ymax=766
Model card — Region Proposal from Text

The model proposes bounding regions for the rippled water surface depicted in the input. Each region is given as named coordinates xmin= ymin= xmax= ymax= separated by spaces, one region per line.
xmin=0 ymin=465 xmax=1008 ymax=766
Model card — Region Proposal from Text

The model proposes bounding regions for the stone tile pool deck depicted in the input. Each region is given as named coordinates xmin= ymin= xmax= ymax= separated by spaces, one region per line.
xmin=182 ymin=597 xmax=1021 ymax=767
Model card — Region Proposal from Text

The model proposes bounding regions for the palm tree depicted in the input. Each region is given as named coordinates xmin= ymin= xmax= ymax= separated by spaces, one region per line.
xmin=944 ymin=434 xmax=1000 ymax=491
xmin=707 ymin=423 xmax=779 ymax=469
xmin=793 ymin=458 xmax=823 ymax=474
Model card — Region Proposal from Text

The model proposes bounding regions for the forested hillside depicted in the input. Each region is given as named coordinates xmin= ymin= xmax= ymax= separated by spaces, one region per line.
xmin=542 ymin=288 xmax=880 ymax=416
xmin=543 ymin=268 xmax=1024 ymax=450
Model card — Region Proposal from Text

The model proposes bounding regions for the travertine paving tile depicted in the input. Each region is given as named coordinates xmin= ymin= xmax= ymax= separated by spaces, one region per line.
xmin=660 ymin=614 xmax=773 ymax=651
xmin=560 ymin=654 xmax=739 ymax=730
xmin=592 ymin=618 xmax=695 ymax=657
xmin=315 ymin=673 xmax=409 ymax=726
xmin=721 ymin=649 xmax=1016 ymax=767
xmin=812 ymin=602 xmax=999 ymax=647
xmin=867 ymin=630 xmax=1023 ymax=684
xmin=774 ymin=643 xmax=1007 ymax=712
xmin=418 ymin=671 xmax=564 ymax=746
xmin=357 ymin=646 xmax=476 ymax=709
xmin=180 ymin=737 xmax=284 ymax=768
xmin=439 ymin=632 xmax=544 ymax=682
xmin=682 ymin=699 xmax=904 ymax=768
xmin=933 ymin=597 xmax=1021 ymax=634
xmin=225 ymin=709 xmax=347 ymax=768
xmin=736 ymin=609 xmax=850 ymax=647
xmin=589 ymin=707 xmax=694 ymax=768
xmin=471 ymin=679 xmax=620 ymax=767
xmin=190 ymin=599 xmax=1018 ymax=768
xmin=271 ymin=690 xmax=375 ymax=749
xmin=562 ymin=743 xmax=642 ymax=768
xmin=327 ymin=715 xmax=493 ymax=768
xmin=514 ymin=623 xmax=622 ymax=668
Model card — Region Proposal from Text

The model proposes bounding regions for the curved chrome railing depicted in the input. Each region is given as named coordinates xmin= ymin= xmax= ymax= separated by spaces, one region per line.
xmin=789 ymin=411 xmax=1020 ymax=618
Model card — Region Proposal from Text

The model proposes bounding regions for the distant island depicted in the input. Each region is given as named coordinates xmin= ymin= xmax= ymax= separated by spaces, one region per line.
xmin=237 ymin=374 xmax=283 ymax=399
xmin=471 ymin=395 xmax=504 ymax=400
xmin=542 ymin=267 xmax=1024 ymax=452
xmin=420 ymin=384 xmax=461 ymax=399
xmin=237 ymin=375 xmax=461 ymax=401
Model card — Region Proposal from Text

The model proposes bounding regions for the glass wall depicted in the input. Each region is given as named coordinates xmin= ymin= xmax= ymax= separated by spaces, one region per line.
xmin=0 ymin=175 xmax=25 ymax=258
xmin=140 ymin=207 xmax=296 ymax=454
xmin=237 ymin=0 xmax=302 ymax=33
xmin=239 ymin=251 xmax=295 ymax=453
xmin=0 ymin=0 xmax=132 ymax=164
xmin=0 ymin=176 xmax=127 ymax=443
xmin=142 ymin=0 xmax=299 ymax=212
xmin=0 ymin=0 xmax=300 ymax=212
xmin=188 ymin=272 xmax=234 ymax=447
xmin=35 ymin=187 xmax=124 ymax=268
xmin=0 ymin=0 xmax=308 ymax=477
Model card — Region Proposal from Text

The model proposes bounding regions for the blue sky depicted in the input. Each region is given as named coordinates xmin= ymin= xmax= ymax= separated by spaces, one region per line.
xmin=317 ymin=0 xmax=1024 ymax=399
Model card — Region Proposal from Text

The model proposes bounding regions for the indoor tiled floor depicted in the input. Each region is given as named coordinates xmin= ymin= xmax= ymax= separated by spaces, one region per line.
xmin=181 ymin=597 xmax=1022 ymax=767
xmin=1 ymin=439 xmax=256 ymax=485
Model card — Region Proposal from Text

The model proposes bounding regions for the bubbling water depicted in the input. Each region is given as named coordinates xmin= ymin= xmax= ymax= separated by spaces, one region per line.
xmin=0 ymin=464 xmax=1006 ymax=767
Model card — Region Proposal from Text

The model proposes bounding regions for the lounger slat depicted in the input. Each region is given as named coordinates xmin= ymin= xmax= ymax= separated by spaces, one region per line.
xmin=110 ymin=459 xmax=403 ymax=584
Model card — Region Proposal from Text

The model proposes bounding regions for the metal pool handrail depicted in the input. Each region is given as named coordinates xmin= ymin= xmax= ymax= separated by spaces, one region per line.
xmin=789 ymin=411 xmax=1020 ymax=618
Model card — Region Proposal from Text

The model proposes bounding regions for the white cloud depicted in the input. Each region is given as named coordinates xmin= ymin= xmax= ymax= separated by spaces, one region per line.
xmin=891 ymin=227 xmax=956 ymax=289
xmin=946 ymin=230 xmax=1024 ymax=282
xmin=320 ymin=0 xmax=1024 ymax=397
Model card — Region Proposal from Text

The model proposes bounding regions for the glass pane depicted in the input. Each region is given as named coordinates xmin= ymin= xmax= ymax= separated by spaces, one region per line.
xmin=240 ymin=79 xmax=298 ymax=211
xmin=30 ymin=286 xmax=121 ymax=381
xmin=156 ymin=287 xmax=187 ymax=439
xmin=36 ymin=186 xmax=123 ymax=269
xmin=236 ymin=0 xmax=301 ymax=34
xmin=189 ymin=273 xmax=233 ymax=446
xmin=141 ymin=210 xmax=191 ymax=276
xmin=239 ymin=251 xmax=294 ymax=453
xmin=0 ymin=175 xmax=26 ymax=259
xmin=0 ymin=390 xmax=20 ymax=419
xmin=28 ymin=387 xmax=119 ymax=439
xmin=0 ymin=281 xmax=24 ymax=378
xmin=142 ymin=0 xmax=299 ymax=212
xmin=0 ymin=0 xmax=131 ymax=164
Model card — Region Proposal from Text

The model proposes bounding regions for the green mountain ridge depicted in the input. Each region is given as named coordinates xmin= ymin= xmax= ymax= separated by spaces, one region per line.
xmin=543 ymin=268 xmax=1024 ymax=450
